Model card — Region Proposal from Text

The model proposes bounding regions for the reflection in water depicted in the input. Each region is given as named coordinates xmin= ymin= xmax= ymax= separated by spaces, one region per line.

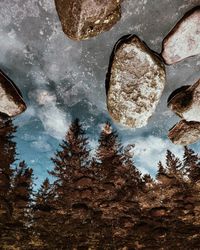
xmin=0 ymin=119 xmax=200 ymax=249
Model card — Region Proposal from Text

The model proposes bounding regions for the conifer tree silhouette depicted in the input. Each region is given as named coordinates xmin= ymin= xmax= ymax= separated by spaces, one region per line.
xmin=97 ymin=122 xmax=121 ymax=161
xmin=165 ymin=150 xmax=183 ymax=183
xmin=12 ymin=161 xmax=33 ymax=222
xmin=0 ymin=117 xmax=17 ymax=247
xmin=96 ymin=122 xmax=123 ymax=181
xmin=122 ymin=144 xmax=142 ymax=187
xmin=142 ymin=174 xmax=154 ymax=185
xmin=182 ymin=147 xmax=200 ymax=236
xmin=50 ymin=118 xmax=89 ymax=185
xmin=1 ymin=116 xmax=200 ymax=249
xmin=9 ymin=161 xmax=33 ymax=249
xmin=94 ymin=122 xmax=141 ymax=248
xmin=156 ymin=161 xmax=165 ymax=179
xmin=48 ymin=119 xmax=91 ymax=248
xmin=163 ymin=150 xmax=186 ymax=208
xmin=183 ymin=146 xmax=200 ymax=182
xmin=135 ymin=149 xmax=200 ymax=249
xmin=0 ymin=118 xmax=16 ymax=210
xmin=0 ymin=118 xmax=33 ymax=249
xmin=34 ymin=178 xmax=53 ymax=212
xmin=0 ymin=117 xmax=197 ymax=249
xmin=32 ymin=178 xmax=57 ymax=249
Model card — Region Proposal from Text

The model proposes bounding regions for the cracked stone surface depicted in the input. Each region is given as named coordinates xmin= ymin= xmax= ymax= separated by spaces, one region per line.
xmin=107 ymin=35 xmax=166 ymax=128
xmin=168 ymin=120 xmax=200 ymax=146
xmin=168 ymin=79 xmax=200 ymax=122
xmin=162 ymin=7 xmax=200 ymax=65
xmin=0 ymin=70 xmax=26 ymax=117
xmin=54 ymin=0 xmax=122 ymax=40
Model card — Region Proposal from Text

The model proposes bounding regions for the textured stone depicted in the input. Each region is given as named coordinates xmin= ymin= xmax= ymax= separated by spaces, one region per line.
xmin=0 ymin=70 xmax=26 ymax=117
xmin=168 ymin=79 xmax=200 ymax=122
xmin=162 ymin=7 xmax=200 ymax=65
xmin=106 ymin=35 xmax=166 ymax=128
xmin=168 ymin=120 xmax=200 ymax=145
xmin=54 ymin=0 xmax=122 ymax=40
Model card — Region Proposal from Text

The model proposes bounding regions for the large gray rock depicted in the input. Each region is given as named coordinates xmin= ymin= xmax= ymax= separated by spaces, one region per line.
xmin=106 ymin=35 xmax=166 ymax=128
xmin=54 ymin=0 xmax=122 ymax=40
xmin=168 ymin=79 xmax=200 ymax=122
xmin=0 ymin=70 xmax=26 ymax=117
xmin=162 ymin=7 xmax=200 ymax=65
xmin=168 ymin=120 xmax=200 ymax=146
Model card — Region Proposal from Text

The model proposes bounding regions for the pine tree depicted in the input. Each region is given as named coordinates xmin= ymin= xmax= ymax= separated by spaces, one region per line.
xmin=10 ymin=161 xmax=33 ymax=249
xmin=50 ymin=119 xmax=90 ymax=187
xmin=0 ymin=117 xmax=17 ymax=248
xmin=183 ymin=147 xmax=200 ymax=182
xmin=48 ymin=119 xmax=91 ymax=248
xmin=32 ymin=178 xmax=57 ymax=249
xmin=122 ymin=145 xmax=142 ymax=193
xmin=156 ymin=161 xmax=167 ymax=183
xmin=96 ymin=122 xmax=122 ymax=177
xmin=50 ymin=118 xmax=90 ymax=210
xmin=94 ymin=122 xmax=141 ymax=247
xmin=182 ymin=147 xmax=200 ymax=232
xmin=157 ymin=161 xmax=165 ymax=175
xmin=143 ymin=174 xmax=154 ymax=185
xmin=0 ymin=118 xmax=16 ymax=209
xmin=97 ymin=122 xmax=121 ymax=160
xmin=12 ymin=161 xmax=33 ymax=222
xmin=34 ymin=178 xmax=53 ymax=212
xmin=127 ymin=148 xmax=200 ymax=249
xmin=165 ymin=150 xmax=183 ymax=181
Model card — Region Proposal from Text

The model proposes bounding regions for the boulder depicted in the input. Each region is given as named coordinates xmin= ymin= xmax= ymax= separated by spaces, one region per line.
xmin=0 ymin=70 xmax=26 ymax=117
xmin=162 ymin=7 xmax=200 ymax=64
xmin=168 ymin=79 xmax=200 ymax=122
xmin=168 ymin=120 xmax=200 ymax=145
xmin=54 ymin=0 xmax=122 ymax=40
xmin=106 ymin=35 xmax=166 ymax=128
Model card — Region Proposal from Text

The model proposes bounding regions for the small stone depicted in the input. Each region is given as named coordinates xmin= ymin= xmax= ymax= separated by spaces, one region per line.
xmin=106 ymin=35 xmax=166 ymax=128
xmin=168 ymin=120 xmax=200 ymax=145
xmin=168 ymin=79 xmax=200 ymax=122
xmin=162 ymin=7 xmax=200 ymax=65
xmin=0 ymin=70 xmax=26 ymax=117
xmin=54 ymin=0 xmax=122 ymax=40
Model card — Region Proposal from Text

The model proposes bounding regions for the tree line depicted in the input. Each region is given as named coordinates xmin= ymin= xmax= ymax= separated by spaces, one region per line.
xmin=0 ymin=118 xmax=200 ymax=249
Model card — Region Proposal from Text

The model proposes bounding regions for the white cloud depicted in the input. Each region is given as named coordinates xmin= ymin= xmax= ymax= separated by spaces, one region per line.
xmin=31 ymin=137 xmax=52 ymax=152
xmin=29 ymin=88 xmax=71 ymax=140
xmin=38 ymin=103 xmax=70 ymax=140
xmin=124 ymin=135 xmax=184 ymax=176
xmin=36 ymin=90 xmax=57 ymax=105
xmin=85 ymin=134 xmax=184 ymax=178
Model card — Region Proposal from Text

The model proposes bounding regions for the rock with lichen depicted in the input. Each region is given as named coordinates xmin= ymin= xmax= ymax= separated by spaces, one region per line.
xmin=54 ymin=0 xmax=122 ymax=40
xmin=162 ymin=7 xmax=200 ymax=65
xmin=0 ymin=70 xmax=26 ymax=118
xmin=106 ymin=35 xmax=166 ymax=128
xmin=168 ymin=120 xmax=200 ymax=145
